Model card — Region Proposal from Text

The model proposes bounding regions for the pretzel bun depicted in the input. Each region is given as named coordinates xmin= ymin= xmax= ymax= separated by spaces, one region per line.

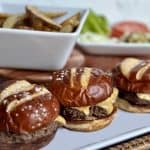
xmin=49 ymin=68 xmax=118 ymax=132
xmin=0 ymin=80 xmax=60 ymax=147
xmin=113 ymin=58 xmax=150 ymax=113
xmin=113 ymin=58 xmax=150 ymax=93
xmin=49 ymin=67 xmax=113 ymax=107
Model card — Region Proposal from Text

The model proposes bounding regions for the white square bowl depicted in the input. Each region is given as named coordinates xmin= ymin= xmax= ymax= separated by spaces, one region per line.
xmin=0 ymin=3 xmax=88 ymax=70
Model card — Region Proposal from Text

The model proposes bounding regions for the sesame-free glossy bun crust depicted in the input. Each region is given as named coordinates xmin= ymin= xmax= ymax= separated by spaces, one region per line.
xmin=113 ymin=66 xmax=150 ymax=93
xmin=128 ymin=60 xmax=150 ymax=82
xmin=8 ymin=94 xmax=59 ymax=133
xmin=49 ymin=68 xmax=113 ymax=107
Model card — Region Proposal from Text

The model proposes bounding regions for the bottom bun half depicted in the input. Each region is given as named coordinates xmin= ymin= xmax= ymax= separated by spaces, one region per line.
xmin=64 ymin=108 xmax=117 ymax=132
xmin=0 ymin=122 xmax=58 ymax=150
xmin=117 ymin=98 xmax=150 ymax=113
xmin=0 ymin=133 xmax=55 ymax=150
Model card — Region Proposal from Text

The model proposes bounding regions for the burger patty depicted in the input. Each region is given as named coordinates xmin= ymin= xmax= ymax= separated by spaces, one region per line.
xmin=62 ymin=106 xmax=108 ymax=121
xmin=0 ymin=121 xmax=58 ymax=144
xmin=119 ymin=90 xmax=150 ymax=106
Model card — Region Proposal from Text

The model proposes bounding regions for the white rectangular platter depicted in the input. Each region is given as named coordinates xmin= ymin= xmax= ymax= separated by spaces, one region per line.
xmin=42 ymin=110 xmax=150 ymax=150
xmin=77 ymin=42 xmax=150 ymax=55
xmin=77 ymin=0 xmax=150 ymax=55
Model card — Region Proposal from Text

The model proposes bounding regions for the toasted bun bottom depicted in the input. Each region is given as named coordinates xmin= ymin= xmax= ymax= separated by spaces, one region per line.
xmin=64 ymin=109 xmax=117 ymax=132
xmin=117 ymin=97 xmax=150 ymax=113
xmin=0 ymin=133 xmax=55 ymax=150
xmin=0 ymin=122 xmax=58 ymax=149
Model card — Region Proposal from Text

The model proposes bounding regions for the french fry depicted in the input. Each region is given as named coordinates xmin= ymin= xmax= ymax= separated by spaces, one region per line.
xmin=0 ymin=19 xmax=6 ymax=27
xmin=26 ymin=5 xmax=61 ymax=30
xmin=42 ymin=26 xmax=53 ymax=31
xmin=60 ymin=12 xmax=80 ymax=32
xmin=0 ymin=5 xmax=80 ymax=32
xmin=43 ymin=11 xmax=66 ymax=18
xmin=29 ymin=17 xmax=43 ymax=30
xmin=3 ymin=14 xmax=26 ymax=28
xmin=0 ymin=13 xmax=12 ymax=27
xmin=0 ymin=13 xmax=11 ymax=19
xmin=60 ymin=25 xmax=73 ymax=33
xmin=15 ymin=25 xmax=33 ymax=30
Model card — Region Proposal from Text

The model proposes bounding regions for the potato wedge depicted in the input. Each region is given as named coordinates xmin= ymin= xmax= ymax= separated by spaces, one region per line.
xmin=43 ymin=11 xmax=66 ymax=18
xmin=0 ymin=5 xmax=80 ymax=32
xmin=26 ymin=5 xmax=61 ymax=30
xmin=60 ymin=12 xmax=80 ymax=32
xmin=0 ymin=13 xmax=11 ymax=27
xmin=28 ymin=17 xmax=43 ymax=30
xmin=0 ymin=19 xmax=6 ymax=27
xmin=15 ymin=25 xmax=34 ymax=30
xmin=3 ymin=14 xmax=26 ymax=28
xmin=0 ymin=13 xmax=11 ymax=19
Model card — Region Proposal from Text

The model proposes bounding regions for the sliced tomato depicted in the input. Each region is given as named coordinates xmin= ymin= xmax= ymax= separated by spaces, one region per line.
xmin=111 ymin=21 xmax=150 ymax=38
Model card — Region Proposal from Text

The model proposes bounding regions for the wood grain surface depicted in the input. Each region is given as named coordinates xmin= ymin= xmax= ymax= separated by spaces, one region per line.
xmin=80 ymin=49 xmax=150 ymax=71
xmin=0 ymin=47 xmax=149 ymax=83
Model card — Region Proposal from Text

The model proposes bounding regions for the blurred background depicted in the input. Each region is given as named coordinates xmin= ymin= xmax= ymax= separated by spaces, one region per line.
xmin=1 ymin=0 xmax=150 ymax=24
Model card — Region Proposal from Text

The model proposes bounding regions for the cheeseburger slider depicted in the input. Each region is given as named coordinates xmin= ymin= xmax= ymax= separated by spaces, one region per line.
xmin=113 ymin=58 xmax=150 ymax=113
xmin=49 ymin=67 xmax=118 ymax=132
xmin=0 ymin=80 xmax=62 ymax=149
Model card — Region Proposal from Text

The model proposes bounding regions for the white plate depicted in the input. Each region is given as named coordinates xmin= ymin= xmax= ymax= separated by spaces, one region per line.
xmin=77 ymin=41 xmax=150 ymax=55
xmin=42 ymin=110 xmax=150 ymax=150
xmin=76 ymin=0 xmax=150 ymax=55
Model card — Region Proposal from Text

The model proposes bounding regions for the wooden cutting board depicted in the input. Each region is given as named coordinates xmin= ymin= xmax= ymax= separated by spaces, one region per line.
xmin=0 ymin=47 xmax=149 ymax=83
xmin=0 ymin=49 xmax=85 ymax=83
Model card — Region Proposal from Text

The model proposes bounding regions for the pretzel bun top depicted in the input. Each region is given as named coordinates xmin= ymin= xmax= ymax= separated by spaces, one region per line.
xmin=113 ymin=58 xmax=150 ymax=93
xmin=0 ymin=80 xmax=59 ymax=134
xmin=49 ymin=67 xmax=113 ymax=107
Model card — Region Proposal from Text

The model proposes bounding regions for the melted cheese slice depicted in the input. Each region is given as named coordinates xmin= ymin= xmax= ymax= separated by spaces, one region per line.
xmin=55 ymin=115 xmax=66 ymax=125
xmin=70 ymin=68 xmax=92 ymax=88
xmin=0 ymin=80 xmax=32 ymax=103
xmin=80 ymin=68 xmax=91 ymax=88
xmin=136 ymin=63 xmax=150 ymax=80
xmin=137 ymin=93 xmax=150 ymax=101
xmin=6 ymin=87 xmax=49 ymax=112
xmin=120 ymin=58 xmax=141 ymax=79
xmin=70 ymin=68 xmax=76 ymax=88
xmin=72 ymin=88 xmax=118 ymax=116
